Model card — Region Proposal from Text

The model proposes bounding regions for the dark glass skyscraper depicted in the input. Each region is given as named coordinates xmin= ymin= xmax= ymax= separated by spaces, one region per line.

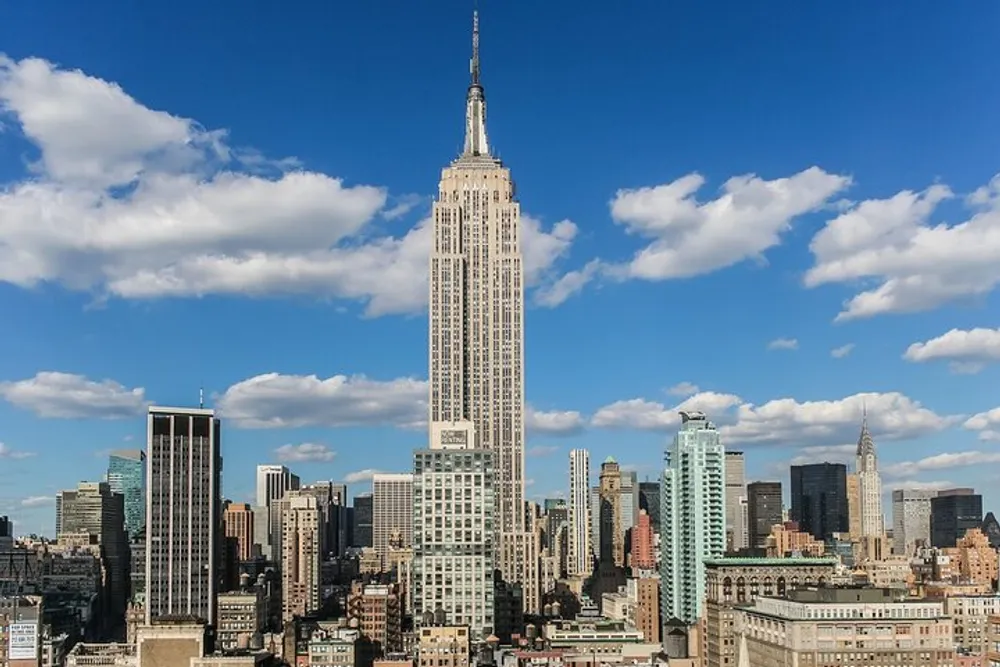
xmin=790 ymin=463 xmax=848 ymax=542
xmin=747 ymin=481 xmax=783 ymax=549
xmin=930 ymin=488 xmax=983 ymax=547
xmin=352 ymin=493 xmax=373 ymax=548
xmin=638 ymin=481 xmax=661 ymax=533
xmin=107 ymin=449 xmax=146 ymax=538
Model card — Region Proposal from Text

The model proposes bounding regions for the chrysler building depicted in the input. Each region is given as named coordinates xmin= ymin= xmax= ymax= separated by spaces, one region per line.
xmin=856 ymin=408 xmax=884 ymax=538
xmin=428 ymin=11 xmax=538 ymax=612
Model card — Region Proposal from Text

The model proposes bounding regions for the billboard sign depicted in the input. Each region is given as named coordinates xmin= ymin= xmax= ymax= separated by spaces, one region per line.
xmin=7 ymin=622 xmax=38 ymax=660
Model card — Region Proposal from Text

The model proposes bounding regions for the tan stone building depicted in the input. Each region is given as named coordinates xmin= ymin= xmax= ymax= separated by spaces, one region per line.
xmin=223 ymin=503 xmax=255 ymax=562
xmin=736 ymin=588 xmax=954 ymax=667
xmin=597 ymin=458 xmax=624 ymax=568
xmin=281 ymin=495 xmax=322 ymax=622
xmin=764 ymin=522 xmax=825 ymax=558
xmin=417 ymin=626 xmax=469 ymax=667
xmin=632 ymin=577 xmax=660 ymax=645
xmin=703 ymin=557 xmax=838 ymax=667
xmin=943 ymin=595 xmax=1000 ymax=656
xmin=945 ymin=529 xmax=999 ymax=588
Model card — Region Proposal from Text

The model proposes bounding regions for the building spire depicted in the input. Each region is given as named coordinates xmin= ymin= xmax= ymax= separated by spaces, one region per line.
xmin=462 ymin=9 xmax=489 ymax=157
xmin=857 ymin=400 xmax=876 ymax=460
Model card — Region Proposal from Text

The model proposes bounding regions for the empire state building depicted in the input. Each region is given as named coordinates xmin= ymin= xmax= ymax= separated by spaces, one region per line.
xmin=428 ymin=11 xmax=538 ymax=611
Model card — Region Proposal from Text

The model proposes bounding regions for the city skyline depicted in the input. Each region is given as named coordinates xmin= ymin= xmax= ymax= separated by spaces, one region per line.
xmin=2 ymin=1 xmax=1000 ymax=538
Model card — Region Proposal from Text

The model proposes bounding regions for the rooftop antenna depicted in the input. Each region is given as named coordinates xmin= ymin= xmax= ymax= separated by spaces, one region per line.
xmin=199 ymin=387 xmax=204 ymax=409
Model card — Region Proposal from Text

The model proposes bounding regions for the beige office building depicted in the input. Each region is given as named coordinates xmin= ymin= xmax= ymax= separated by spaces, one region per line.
xmin=736 ymin=588 xmax=954 ymax=667
xmin=704 ymin=557 xmax=839 ymax=667
xmin=428 ymin=10 xmax=537 ymax=612
xmin=281 ymin=495 xmax=322 ymax=622
xmin=373 ymin=473 xmax=414 ymax=564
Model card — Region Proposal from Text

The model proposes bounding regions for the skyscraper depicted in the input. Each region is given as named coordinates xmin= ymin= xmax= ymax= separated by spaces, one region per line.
xmin=660 ymin=411 xmax=726 ymax=647
xmin=57 ymin=481 xmax=128 ymax=616
xmin=353 ymin=493 xmax=373 ymax=548
xmin=255 ymin=464 xmax=300 ymax=560
xmin=145 ymin=406 xmax=222 ymax=625
xmin=598 ymin=457 xmax=625 ymax=567
xmin=373 ymin=473 xmax=414 ymax=561
xmin=790 ymin=463 xmax=848 ymax=542
xmin=891 ymin=488 xmax=936 ymax=555
xmin=724 ymin=451 xmax=748 ymax=551
xmin=855 ymin=412 xmax=884 ymax=538
xmin=930 ymin=488 xmax=983 ymax=547
xmin=223 ymin=502 xmax=255 ymax=561
xmin=107 ymin=449 xmax=146 ymax=538
xmin=281 ymin=495 xmax=322 ymax=622
xmin=746 ymin=482 xmax=783 ymax=549
xmin=428 ymin=10 xmax=536 ymax=609
xmin=413 ymin=421 xmax=495 ymax=638
xmin=568 ymin=449 xmax=592 ymax=577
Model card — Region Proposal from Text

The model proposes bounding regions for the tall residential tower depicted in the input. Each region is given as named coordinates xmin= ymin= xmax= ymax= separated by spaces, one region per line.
xmin=660 ymin=411 xmax=726 ymax=657
xmin=568 ymin=449 xmax=592 ymax=577
xmin=428 ymin=10 xmax=537 ymax=610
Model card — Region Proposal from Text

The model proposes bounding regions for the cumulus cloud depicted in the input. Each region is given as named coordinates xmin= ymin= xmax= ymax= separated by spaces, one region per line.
xmin=217 ymin=373 xmax=427 ymax=429
xmin=0 ymin=442 xmax=33 ymax=459
xmin=527 ymin=445 xmax=560 ymax=458
xmin=0 ymin=55 xmax=577 ymax=316
xmin=0 ymin=371 xmax=148 ymax=419
xmin=666 ymin=382 xmax=700 ymax=397
xmin=883 ymin=480 xmax=955 ymax=493
xmin=788 ymin=444 xmax=856 ymax=466
xmin=964 ymin=407 xmax=1000 ymax=442
xmin=806 ymin=175 xmax=1000 ymax=320
xmin=831 ymin=344 xmax=855 ymax=359
xmin=605 ymin=167 xmax=851 ymax=281
xmin=526 ymin=407 xmax=585 ymax=435
xmin=767 ymin=337 xmax=799 ymax=351
xmin=592 ymin=389 xmax=952 ymax=447
xmin=883 ymin=451 xmax=1000 ymax=478
xmin=904 ymin=327 xmax=1000 ymax=374
xmin=274 ymin=443 xmax=336 ymax=463
xmin=592 ymin=392 xmax=743 ymax=431
xmin=343 ymin=469 xmax=383 ymax=484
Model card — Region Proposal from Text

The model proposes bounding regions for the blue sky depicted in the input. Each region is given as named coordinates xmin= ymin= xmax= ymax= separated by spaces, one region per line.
xmin=1 ymin=0 xmax=999 ymax=537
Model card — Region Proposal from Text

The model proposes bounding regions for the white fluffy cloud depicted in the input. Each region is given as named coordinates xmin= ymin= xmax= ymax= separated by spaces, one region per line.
xmin=806 ymin=175 xmax=1000 ymax=320
xmin=964 ymin=407 xmax=1000 ymax=442
xmin=606 ymin=167 xmax=850 ymax=281
xmin=767 ymin=337 xmax=799 ymax=351
xmin=526 ymin=407 xmax=585 ymax=435
xmin=883 ymin=451 xmax=1000 ymax=478
xmin=216 ymin=372 xmax=427 ymax=429
xmin=725 ymin=391 xmax=951 ymax=446
xmin=0 ymin=443 xmax=33 ymax=459
xmin=591 ymin=392 xmax=744 ymax=430
xmin=274 ymin=443 xmax=336 ymax=463
xmin=0 ymin=371 xmax=148 ymax=419
xmin=667 ymin=382 xmax=700 ymax=397
xmin=0 ymin=55 xmax=577 ymax=316
xmin=904 ymin=327 xmax=1000 ymax=374
xmin=343 ymin=469 xmax=383 ymax=484
xmin=831 ymin=344 xmax=855 ymax=359
xmin=592 ymin=389 xmax=952 ymax=447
